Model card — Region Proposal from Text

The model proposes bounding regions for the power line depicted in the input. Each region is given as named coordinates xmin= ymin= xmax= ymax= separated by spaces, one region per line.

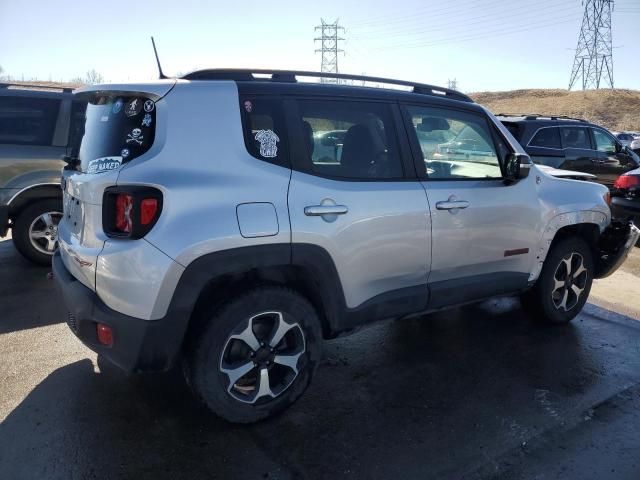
xmin=314 ymin=19 xmax=345 ymax=83
xmin=568 ymin=0 xmax=615 ymax=90
xmin=375 ymin=14 xmax=580 ymax=50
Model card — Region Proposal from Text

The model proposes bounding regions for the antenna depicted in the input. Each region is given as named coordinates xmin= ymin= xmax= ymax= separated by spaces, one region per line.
xmin=151 ymin=36 xmax=168 ymax=79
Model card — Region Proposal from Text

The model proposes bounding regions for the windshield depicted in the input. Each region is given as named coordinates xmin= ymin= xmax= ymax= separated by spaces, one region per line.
xmin=74 ymin=94 xmax=156 ymax=174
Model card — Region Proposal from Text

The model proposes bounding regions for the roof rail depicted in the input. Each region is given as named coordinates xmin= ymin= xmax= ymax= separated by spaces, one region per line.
xmin=0 ymin=82 xmax=75 ymax=93
xmin=497 ymin=112 xmax=587 ymax=122
xmin=181 ymin=69 xmax=473 ymax=103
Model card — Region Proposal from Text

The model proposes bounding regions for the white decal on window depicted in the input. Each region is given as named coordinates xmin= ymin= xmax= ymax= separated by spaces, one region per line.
xmin=86 ymin=157 xmax=123 ymax=174
xmin=143 ymin=100 xmax=155 ymax=112
xmin=126 ymin=128 xmax=144 ymax=145
xmin=254 ymin=129 xmax=279 ymax=158
xmin=142 ymin=113 xmax=152 ymax=127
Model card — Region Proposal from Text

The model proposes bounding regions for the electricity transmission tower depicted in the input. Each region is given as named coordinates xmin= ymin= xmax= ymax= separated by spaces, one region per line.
xmin=568 ymin=0 xmax=614 ymax=90
xmin=314 ymin=19 xmax=345 ymax=83
xmin=447 ymin=79 xmax=458 ymax=90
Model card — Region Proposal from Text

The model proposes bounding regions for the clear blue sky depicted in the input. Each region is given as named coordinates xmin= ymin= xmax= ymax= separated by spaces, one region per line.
xmin=1 ymin=0 xmax=638 ymax=92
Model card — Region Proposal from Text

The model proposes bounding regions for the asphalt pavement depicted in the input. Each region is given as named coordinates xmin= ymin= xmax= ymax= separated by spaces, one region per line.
xmin=1 ymin=237 xmax=640 ymax=480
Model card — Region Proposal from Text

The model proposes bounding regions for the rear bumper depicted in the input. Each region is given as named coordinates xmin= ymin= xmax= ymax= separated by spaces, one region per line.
xmin=0 ymin=205 xmax=8 ymax=237
xmin=595 ymin=220 xmax=640 ymax=279
xmin=611 ymin=196 xmax=640 ymax=219
xmin=52 ymin=250 xmax=182 ymax=373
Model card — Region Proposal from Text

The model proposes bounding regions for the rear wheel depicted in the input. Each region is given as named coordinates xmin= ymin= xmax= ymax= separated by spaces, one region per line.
xmin=12 ymin=199 xmax=63 ymax=266
xmin=185 ymin=287 xmax=322 ymax=423
xmin=522 ymin=237 xmax=594 ymax=324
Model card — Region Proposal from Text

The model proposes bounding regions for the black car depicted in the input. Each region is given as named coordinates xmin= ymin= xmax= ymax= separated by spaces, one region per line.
xmin=611 ymin=167 xmax=640 ymax=234
xmin=497 ymin=114 xmax=640 ymax=190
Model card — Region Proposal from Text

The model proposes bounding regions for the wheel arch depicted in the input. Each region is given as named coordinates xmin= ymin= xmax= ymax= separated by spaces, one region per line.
xmin=172 ymin=244 xmax=346 ymax=364
xmin=8 ymin=184 xmax=62 ymax=218
xmin=529 ymin=210 xmax=607 ymax=283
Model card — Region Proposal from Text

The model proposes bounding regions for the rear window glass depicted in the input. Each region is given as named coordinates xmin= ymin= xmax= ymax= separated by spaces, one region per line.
xmin=76 ymin=95 xmax=156 ymax=174
xmin=0 ymin=96 xmax=60 ymax=146
xmin=529 ymin=127 xmax=561 ymax=149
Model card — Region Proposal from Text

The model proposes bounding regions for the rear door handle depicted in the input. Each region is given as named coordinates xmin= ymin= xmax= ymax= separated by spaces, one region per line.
xmin=436 ymin=200 xmax=470 ymax=210
xmin=304 ymin=205 xmax=349 ymax=216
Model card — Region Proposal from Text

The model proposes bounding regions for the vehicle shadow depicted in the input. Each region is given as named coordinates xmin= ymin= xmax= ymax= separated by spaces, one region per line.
xmin=0 ymin=241 xmax=63 ymax=334
xmin=3 ymin=297 xmax=638 ymax=479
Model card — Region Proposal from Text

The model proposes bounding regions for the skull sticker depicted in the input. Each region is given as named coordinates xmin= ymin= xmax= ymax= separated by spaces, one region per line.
xmin=254 ymin=129 xmax=279 ymax=158
xmin=126 ymin=128 xmax=144 ymax=145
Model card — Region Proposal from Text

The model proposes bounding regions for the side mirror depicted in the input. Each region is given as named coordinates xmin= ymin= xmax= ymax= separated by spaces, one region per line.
xmin=504 ymin=153 xmax=531 ymax=184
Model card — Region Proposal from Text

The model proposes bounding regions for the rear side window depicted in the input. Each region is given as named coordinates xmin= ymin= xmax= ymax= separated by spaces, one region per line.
xmin=295 ymin=100 xmax=403 ymax=180
xmin=0 ymin=96 xmax=60 ymax=146
xmin=529 ymin=127 xmax=561 ymax=149
xmin=76 ymin=95 xmax=156 ymax=174
xmin=240 ymin=97 xmax=288 ymax=165
xmin=560 ymin=127 xmax=590 ymax=149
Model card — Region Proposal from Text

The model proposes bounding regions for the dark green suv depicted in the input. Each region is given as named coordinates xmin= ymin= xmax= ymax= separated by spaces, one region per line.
xmin=0 ymin=83 xmax=86 ymax=264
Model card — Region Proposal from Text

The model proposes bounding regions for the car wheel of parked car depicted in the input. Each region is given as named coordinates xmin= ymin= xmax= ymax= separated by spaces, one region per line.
xmin=186 ymin=287 xmax=322 ymax=423
xmin=522 ymin=237 xmax=594 ymax=324
xmin=12 ymin=199 xmax=63 ymax=266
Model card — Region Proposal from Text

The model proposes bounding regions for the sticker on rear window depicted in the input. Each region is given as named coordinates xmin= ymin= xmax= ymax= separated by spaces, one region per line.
xmin=125 ymin=98 xmax=143 ymax=117
xmin=255 ymin=129 xmax=279 ymax=158
xmin=86 ymin=156 xmax=123 ymax=174
xmin=243 ymin=100 xmax=253 ymax=113
xmin=126 ymin=128 xmax=144 ymax=145
xmin=112 ymin=99 xmax=124 ymax=114
xmin=143 ymin=100 xmax=155 ymax=112
xmin=142 ymin=113 xmax=152 ymax=127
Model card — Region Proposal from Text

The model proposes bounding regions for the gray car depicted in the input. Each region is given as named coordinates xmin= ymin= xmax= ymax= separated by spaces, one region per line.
xmin=53 ymin=70 xmax=639 ymax=423
xmin=0 ymin=83 xmax=86 ymax=264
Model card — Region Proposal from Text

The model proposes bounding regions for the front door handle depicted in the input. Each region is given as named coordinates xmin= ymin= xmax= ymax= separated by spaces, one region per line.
xmin=304 ymin=205 xmax=349 ymax=216
xmin=436 ymin=200 xmax=470 ymax=210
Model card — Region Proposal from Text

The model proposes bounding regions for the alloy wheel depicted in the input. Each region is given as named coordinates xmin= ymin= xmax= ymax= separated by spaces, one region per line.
xmin=28 ymin=211 xmax=63 ymax=255
xmin=551 ymin=252 xmax=588 ymax=311
xmin=219 ymin=311 xmax=306 ymax=404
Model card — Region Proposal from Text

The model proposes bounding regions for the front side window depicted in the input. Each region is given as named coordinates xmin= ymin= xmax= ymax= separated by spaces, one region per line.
xmin=593 ymin=128 xmax=617 ymax=153
xmin=560 ymin=127 xmax=590 ymax=149
xmin=0 ymin=96 xmax=60 ymax=146
xmin=295 ymin=100 xmax=403 ymax=180
xmin=407 ymin=105 xmax=502 ymax=180
xmin=77 ymin=95 xmax=156 ymax=174
xmin=529 ymin=127 xmax=561 ymax=149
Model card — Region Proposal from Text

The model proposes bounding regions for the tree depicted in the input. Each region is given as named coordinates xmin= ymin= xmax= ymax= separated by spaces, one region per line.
xmin=70 ymin=69 xmax=104 ymax=85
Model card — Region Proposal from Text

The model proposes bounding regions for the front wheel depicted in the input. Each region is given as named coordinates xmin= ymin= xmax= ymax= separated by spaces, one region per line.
xmin=185 ymin=287 xmax=322 ymax=423
xmin=12 ymin=199 xmax=63 ymax=266
xmin=522 ymin=237 xmax=594 ymax=324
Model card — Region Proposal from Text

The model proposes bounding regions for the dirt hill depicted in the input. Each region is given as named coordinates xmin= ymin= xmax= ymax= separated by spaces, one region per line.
xmin=470 ymin=89 xmax=640 ymax=132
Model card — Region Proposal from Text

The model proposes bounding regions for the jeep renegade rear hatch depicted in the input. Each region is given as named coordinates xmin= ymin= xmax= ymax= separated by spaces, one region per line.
xmin=74 ymin=94 xmax=156 ymax=174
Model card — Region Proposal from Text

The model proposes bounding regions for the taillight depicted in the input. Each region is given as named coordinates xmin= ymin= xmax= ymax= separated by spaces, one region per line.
xmin=103 ymin=187 xmax=163 ymax=238
xmin=613 ymin=174 xmax=640 ymax=190
xmin=115 ymin=194 xmax=133 ymax=233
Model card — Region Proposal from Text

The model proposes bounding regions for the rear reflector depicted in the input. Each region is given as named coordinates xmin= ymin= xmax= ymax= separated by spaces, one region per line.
xmin=96 ymin=323 xmax=113 ymax=346
xmin=614 ymin=175 xmax=640 ymax=190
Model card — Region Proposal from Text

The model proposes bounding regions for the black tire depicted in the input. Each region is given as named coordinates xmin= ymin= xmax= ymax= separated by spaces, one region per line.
xmin=522 ymin=237 xmax=594 ymax=324
xmin=12 ymin=199 xmax=63 ymax=266
xmin=185 ymin=286 xmax=322 ymax=423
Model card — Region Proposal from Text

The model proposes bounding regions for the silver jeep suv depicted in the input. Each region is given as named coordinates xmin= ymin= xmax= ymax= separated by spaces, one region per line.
xmin=53 ymin=70 xmax=639 ymax=423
